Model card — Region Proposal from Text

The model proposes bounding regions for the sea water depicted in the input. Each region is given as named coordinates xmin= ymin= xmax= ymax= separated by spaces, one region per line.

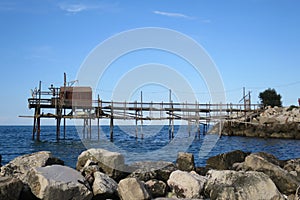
xmin=0 ymin=125 xmax=299 ymax=168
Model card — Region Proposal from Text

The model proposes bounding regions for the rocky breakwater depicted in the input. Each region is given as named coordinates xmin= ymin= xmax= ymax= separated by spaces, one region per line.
xmin=222 ymin=106 xmax=300 ymax=139
xmin=0 ymin=149 xmax=299 ymax=200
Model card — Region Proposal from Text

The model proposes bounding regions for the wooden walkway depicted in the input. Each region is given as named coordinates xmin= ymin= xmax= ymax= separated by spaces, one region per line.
xmin=21 ymin=75 xmax=261 ymax=141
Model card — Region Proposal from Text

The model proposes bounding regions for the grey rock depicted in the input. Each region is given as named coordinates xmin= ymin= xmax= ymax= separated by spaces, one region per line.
xmin=167 ymin=170 xmax=206 ymax=199
xmin=92 ymin=171 xmax=118 ymax=199
xmin=243 ymin=154 xmax=300 ymax=195
xmin=128 ymin=161 xmax=177 ymax=182
xmin=118 ymin=177 xmax=150 ymax=200
xmin=0 ymin=151 xmax=64 ymax=181
xmin=205 ymin=170 xmax=284 ymax=200
xmin=145 ymin=179 xmax=167 ymax=198
xmin=176 ymin=152 xmax=195 ymax=172
xmin=26 ymin=165 xmax=92 ymax=200
xmin=0 ymin=176 xmax=23 ymax=200
xmin=206 ymin=150 xmax=248 ymax=170
xmin=76 ymin=148 xmax=125 ymax=181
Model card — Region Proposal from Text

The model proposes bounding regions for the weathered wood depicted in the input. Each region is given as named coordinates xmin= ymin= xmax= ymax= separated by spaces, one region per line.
xmin=25 ymin=78 xmax=262 ymax=141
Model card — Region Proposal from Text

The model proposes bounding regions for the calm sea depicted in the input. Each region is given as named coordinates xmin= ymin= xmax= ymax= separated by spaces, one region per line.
xmin=0 ymin=125 xmax=299 ymax=168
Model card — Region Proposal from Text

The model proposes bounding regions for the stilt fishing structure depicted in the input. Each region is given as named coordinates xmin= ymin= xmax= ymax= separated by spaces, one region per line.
xmin=21 ymin=73 xmax=261 ymax=141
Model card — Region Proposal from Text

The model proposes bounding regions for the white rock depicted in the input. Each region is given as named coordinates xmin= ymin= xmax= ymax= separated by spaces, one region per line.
xmin=243 ymin=154 xmax=299 ymax=195
xmin=92 ymin=171 xmax=117 ymax=197
xmin=0 ymin=151 xmax=63 ymax=181
xmin=167 ymin=170 xmax=207 ymax=199
xmin=205 ymin=170 xmax=284 ymax=200
xmin=118 ymin=178 xmax=150 ymax=200
xmin=26 ymin=165 xmax=92 ymax=200
xmin=76 ymin=148 xmax=125 ymax=180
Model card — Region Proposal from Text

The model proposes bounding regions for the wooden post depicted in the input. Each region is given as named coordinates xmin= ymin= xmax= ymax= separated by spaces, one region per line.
xmin=32 ymin=108 xmax=37 ymax=140
xmin=110 ymin=116 xmax=113 ymax=142
xmin=196 ymin=101 xmax=200 ymax=138
xmin=135 ymin=101 xmax=138 ymax=139
xmin=140 ymin=91 xmax=143 ymax=139
xmin=169 ymin=89 xmax=173 ymax=139
xmin=36 ymin=81 xmax=42 ymax=141
xmin=82 ymin=118 xmax=86 ymax=139
xmin=188 ymin=120 xmax=191 ymax=136
xmin=97 ymin=95 xmax=100 ymax=141
xmin=97 ymin=116 xmax=100 ymax=141
xmin=171 ymin=117 xmax=174 ymax=139
xmin=63 ymin=109 xmax=66 ymax=139
xmin=37 ymin=108 xmax=41 ymax=141
xmin=110 ymin=101 xmax=114 ymax=142
xmin=89 ymin=116 xmax=92 ymax=139
xmin=56 ymin=115 xmax=61 ymax=141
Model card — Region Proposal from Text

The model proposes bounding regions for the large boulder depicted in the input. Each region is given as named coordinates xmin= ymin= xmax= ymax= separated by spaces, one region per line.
xmin=92 ymin=171 xmax=118 ymax=199
xmin=205 ymin=170 xmax=284 ymax=200
xmin=26 ymin=165 xmax=92 ymax=200
xmin=145 ymin=179 xmax=167 ymax=198
xmin=128 ymin=161 xmax=176 ymax=182
xmin=0 ymin=151 xmax=64 ymax=180
xmin=167 ymin=170 xmax=206 ymax=199
xmin=76 ymin=148 xmax=125 ymax=181
xmin=176 ymin=152 xmax=195 ymax=172
xmin=0 ymin=176 xmax=23 ymax=200
xmin=206 ymin=150 xmax=249 ymax=170
xmin=118 ymin=178 xmax=150 ymax=200
xmin=242 ymin=154 xmax=299 ymax=195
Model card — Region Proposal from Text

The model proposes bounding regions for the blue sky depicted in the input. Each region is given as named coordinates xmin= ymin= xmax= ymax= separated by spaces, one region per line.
xmin=0 ymin=0 xmax=300 ymax=125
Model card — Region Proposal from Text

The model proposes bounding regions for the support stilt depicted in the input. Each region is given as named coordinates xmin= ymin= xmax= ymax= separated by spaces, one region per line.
xmin=110 ymin=101 xmax=114 ymax=142
xmin=97 ymin=117 xmax=100 ymax=141
xmin=97 ymin=95 xmax=100 ymax=141
xmin=32 ymin=108 xmax=37 ymax=140
xmin=89 ymin=116 xmax=92 ymax=139
xmin=140 ymin=91 xmax=143 ymax=140
xmin=37 ymin=108 xmax=41 ymax=141
xmin=188 ymin=120 xmax=191 ymax=136
xmin=63 ymin=109 xmax=66 ymax=139
xmin=110 ymin=116 xmax=113 ymax=142
xmin=56 ymin=117 xmax=61 ymax=141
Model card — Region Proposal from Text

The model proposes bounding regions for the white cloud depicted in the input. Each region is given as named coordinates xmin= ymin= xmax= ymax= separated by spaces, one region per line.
xmin=58 ymin=2 xmax=119 ymax=15
xmin=59 ymin=3 xmax=88 ymax=14
xmin=153 ymin=10 xmax=194 ymax=20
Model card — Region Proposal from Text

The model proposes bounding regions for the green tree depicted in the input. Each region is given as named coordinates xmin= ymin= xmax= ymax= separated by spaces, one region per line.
xmin=259 ymin=88 xmax=282 ymax=107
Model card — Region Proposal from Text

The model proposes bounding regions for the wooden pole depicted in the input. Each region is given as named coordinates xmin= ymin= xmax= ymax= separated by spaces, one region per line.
xmin=82 ymin=118 xmax=86 ymax=139
xmin=97 ymin=95 xmax=100 ymax=141
xmin=140 ymin=91 xmax=143 ymax=139
xmin=196 ymin=101 xmax=200 ymax=138
xmin=110 ymin=101 xmax=114 ymax=142
xmin=169 ymin=89 xmax=172 ymax=139
xmin=89 ymin=115 xmax=92 ymax=139
xmin=32 ymin=108 xmax=37 ymax=140
xmin=56 ymin=116 xmax=60 ymax=141
xmin=37 ymin=81 xmax=42 ymax=141
xmin=110 ymin=116 xmax=113 ymax=142
xmin=135 ymin=101 xmax=138 ymax=139
xmin=63 ymin=109 xmax=66 ymax=139
xmin=37 ymin=108 xmax=41 ymax=141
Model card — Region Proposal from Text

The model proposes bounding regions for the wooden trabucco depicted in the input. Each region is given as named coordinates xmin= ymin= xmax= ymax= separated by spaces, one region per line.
xmin=24 ymin=74 xmax=261 ymax=141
